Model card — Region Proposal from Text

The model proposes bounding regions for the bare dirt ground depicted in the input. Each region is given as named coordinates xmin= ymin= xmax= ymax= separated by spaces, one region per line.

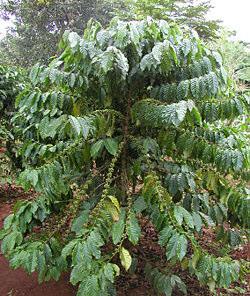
xmin=0 ymin=188 xmax=76 ymax=296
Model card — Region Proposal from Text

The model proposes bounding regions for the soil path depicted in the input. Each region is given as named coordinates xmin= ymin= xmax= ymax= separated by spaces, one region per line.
xmin=0 ymin=201 xmax=76 ymax=296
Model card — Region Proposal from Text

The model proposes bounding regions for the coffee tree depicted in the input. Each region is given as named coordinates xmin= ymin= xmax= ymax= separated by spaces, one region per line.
xmin=1 ymin=18 xmax=249 ymax=295
xmin=0 ymin=65 xmax=24 ymax=183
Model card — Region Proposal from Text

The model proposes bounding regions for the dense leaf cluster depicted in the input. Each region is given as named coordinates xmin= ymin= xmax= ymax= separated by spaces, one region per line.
xmin=111 ymin=0 xmax=221 ymax=40
xmin=0 ymin=65 xmax=24 ymax=182
xmin=0 ymin=18 xmax=249 ymax=295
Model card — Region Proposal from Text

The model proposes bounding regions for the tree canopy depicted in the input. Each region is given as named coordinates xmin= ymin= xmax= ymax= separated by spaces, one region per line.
xmin=0 ymin=0 xmax=113 ymax=66
xmin=111 ymin=0 xmax=221 ymax=40
xmin=0 ymin=0 xmax=221 ymax=67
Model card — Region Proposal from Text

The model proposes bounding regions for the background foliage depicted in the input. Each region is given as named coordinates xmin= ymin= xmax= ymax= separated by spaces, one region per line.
xmin=0 ymin=0 xmax=113 ymax=66
xmin=111 ymin=0 xmax=221 ymax=40
xmin=0 ymin=0 xmax=221 ymax=67
xmin=0 ymin=65 xmax=24 ymax=183
xmin=209 ymin=30 xmax=250 ymax=88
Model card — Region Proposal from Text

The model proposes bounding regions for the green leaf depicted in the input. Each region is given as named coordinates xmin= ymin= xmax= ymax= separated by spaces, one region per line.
xmin=104 ymin=138 xmax=118 ymax=155
xmin=69 ymin=115 xmax=81 ymax=135
xmin=108 ymin=196 xmax=120 ymax=211
xmin=71 ymin=210 xmax=89 ymax=235
xmin=68 ymin=32 xmax=80 ymax=48
xmin=171 ymin=275 xmax=187 ymax=294
xmin=132 ymin=99 xmax=197 ymax=128
xmin=77 ymin=275 xmax=99 ymax=296
xmin=133 ymin=196 xmax=147 ymax=214
xmin=70 ymin=73 xmax=76 ymax=88
xmin=120 ymin=247 xmax=132 ymax=271
xmin=62 ymin=240 xmax=79 ymax=259
xmin=174 ymin=206 xmax=184 ymax=225
xmin=29 ymin=170 xmax=39 ymax=187
xmin=178 ymin=235 xmax=188 ymax=261
xmin=90 ymin=139 xmax=104 ymax=158
xmin=127 ymin=211 xmax=141 ymax=245
xmin=174 ymin=206 xmax=194 ymax=229
xmin=159 ymin=226 xmax=174 ymax=246
xmin=37 ymin=253 xmax=46 ymax=283
xmin=29 ymin=63 xmax=40 ymax=84
xmin=30 ymin=250 xmax=38 ymax=273
xmin=166 ymin=233 xmax=179 ymax=260
xmin=140 ymin=53 xmax=155 ymax=71
xmin=70 ymin=264 xmax=85 ymax=285
xmin=3 ymin=214 xmax=14 ymax=230
xmin=0 ymin=229 xmax=7 ymax=240
xmin=192 ymin=212 xmax=203 ymax=232
xmin=103 ymin=263 xmax=120 ymax=283
xmin=1 ymin=231 xmax=23 ymax=254
xmin=182 ymin=209 xmax=194 ymax=229
xmin=112 ymin=208 xmax=126 ymax=244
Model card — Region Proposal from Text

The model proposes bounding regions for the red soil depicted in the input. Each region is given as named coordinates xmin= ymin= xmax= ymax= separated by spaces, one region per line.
xmin=0 ymin=200 xmax=76 ymax=296
xmin=0 ymin=260 xmax=75 ymax=296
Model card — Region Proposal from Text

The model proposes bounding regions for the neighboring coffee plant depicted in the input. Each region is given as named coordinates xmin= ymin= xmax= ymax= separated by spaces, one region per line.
xmin=209 ymin=30 xmax=250 ymax=90
xmin=0 ymin=19 xmax=249 ymax=295
xmin=0 ymin=65 xmax=24 ymax=183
